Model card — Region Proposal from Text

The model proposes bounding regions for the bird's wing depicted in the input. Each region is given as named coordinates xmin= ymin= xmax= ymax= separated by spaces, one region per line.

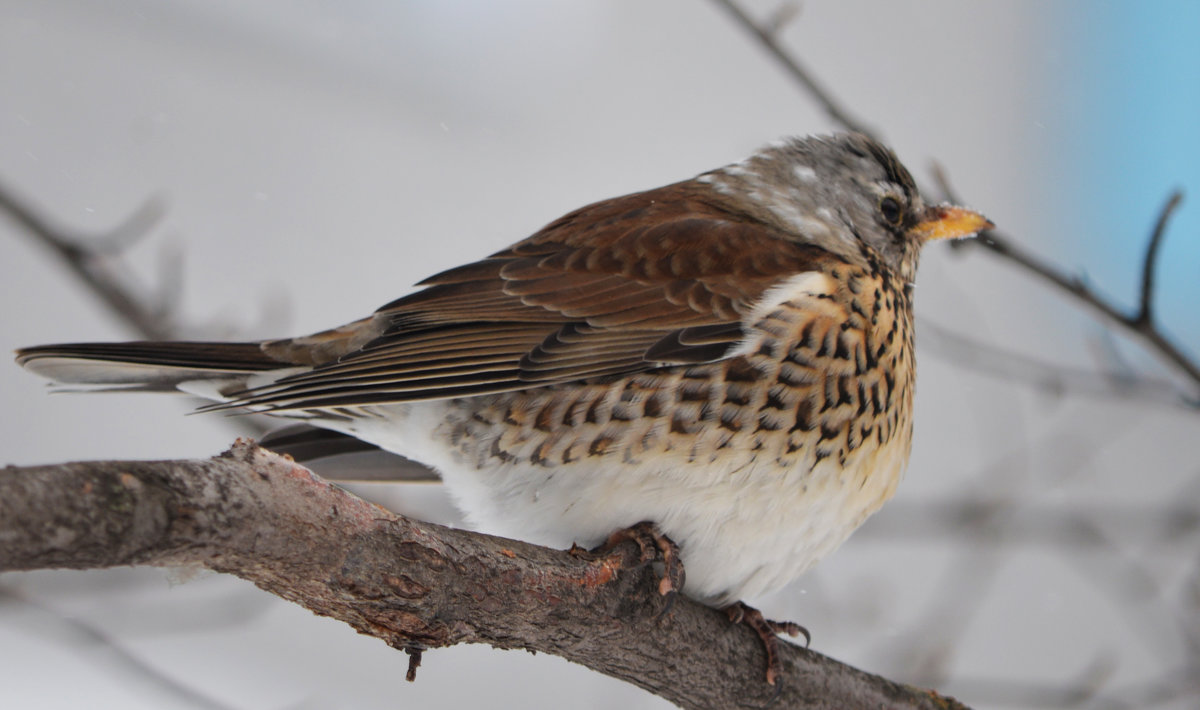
xmin=225 ymin=185 xmax=835 ymax=411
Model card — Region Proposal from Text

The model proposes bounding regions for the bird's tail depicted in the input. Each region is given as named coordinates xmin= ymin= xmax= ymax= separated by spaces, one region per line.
xmin=14 ymin=340 xmax=295 ymax=399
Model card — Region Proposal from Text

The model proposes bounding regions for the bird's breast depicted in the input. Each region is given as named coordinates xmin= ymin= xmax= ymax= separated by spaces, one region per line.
xmin=410 ymin=264 xmax=916 ymax=600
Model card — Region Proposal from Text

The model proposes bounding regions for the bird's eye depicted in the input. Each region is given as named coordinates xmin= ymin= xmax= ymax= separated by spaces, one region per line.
xmin=879 ymin=196 xmax=903 ymax=227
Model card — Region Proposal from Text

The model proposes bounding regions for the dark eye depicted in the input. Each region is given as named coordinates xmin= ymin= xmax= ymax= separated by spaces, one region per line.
xmin=879 ymin=196 xmax=903 ymax=226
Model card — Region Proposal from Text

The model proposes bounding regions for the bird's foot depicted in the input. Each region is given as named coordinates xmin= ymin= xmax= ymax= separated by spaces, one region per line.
xmin=724 ymin=601 xmax=810 ymax=686
xmin=571 ymin=521 xmax=685 ymax=614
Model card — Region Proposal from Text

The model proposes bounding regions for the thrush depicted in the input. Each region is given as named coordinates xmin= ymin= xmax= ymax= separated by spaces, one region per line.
xmin=16 ymin=133 xmax=989 ymax=682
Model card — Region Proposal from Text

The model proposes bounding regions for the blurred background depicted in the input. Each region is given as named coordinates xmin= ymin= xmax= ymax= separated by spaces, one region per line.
xmin=2 ymin=1 xmax=1198 ymax=708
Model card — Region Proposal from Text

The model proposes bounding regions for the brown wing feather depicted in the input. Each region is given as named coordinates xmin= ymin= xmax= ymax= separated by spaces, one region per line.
xmin=228 ymin=183 xmax=834 ymax=410
xmin=16 ymin=341 xmax=285 ymax=371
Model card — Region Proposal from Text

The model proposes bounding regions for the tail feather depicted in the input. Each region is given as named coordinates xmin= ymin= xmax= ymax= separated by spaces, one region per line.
xmin=15 ymin=341 xmax=288 ymax=391
xmin=259 ymin=424 xmax=441 ymax=482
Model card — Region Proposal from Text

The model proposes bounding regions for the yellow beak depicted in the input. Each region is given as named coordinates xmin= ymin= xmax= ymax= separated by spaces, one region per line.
xmin=910 ymin=204 xmax=993 ymax=242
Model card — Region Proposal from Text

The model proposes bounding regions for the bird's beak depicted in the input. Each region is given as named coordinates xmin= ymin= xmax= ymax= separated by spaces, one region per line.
xmin=910 ymin=204 xmax=993 ymax=243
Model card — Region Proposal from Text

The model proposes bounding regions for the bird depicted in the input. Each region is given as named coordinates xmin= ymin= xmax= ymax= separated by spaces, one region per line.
xmin=16 ymin=133 xmax=989 ymax=683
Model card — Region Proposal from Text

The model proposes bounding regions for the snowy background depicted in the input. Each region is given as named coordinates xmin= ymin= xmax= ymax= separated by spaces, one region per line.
xmin=2 ymin=2 xmax=1198 ymax=708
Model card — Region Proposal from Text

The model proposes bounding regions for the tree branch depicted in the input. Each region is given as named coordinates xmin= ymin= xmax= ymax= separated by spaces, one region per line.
xmin=0 ymin=180 xmax=276 ymax=436
xmin=934 ymin=171 xmax=1200 ymax=393
xmin=708 ymin=0 xmax=873 ymax=136
xmin=920 ymin=318 xmax=1195 ymax=410
xmin=0 ymin=440 xmax=968 ymax=710
xmin=0 ymin=179 xmax=172 ymax=340
xmin=1137 ymin=191 xmax=1184 ymax=327
xmin=711 ymin=0 xmax=1200 ymax=399
xmin=0 ymin=586 xmax=238 ymax=710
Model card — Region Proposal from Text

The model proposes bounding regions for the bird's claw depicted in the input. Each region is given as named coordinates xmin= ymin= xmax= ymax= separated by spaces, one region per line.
xmin=576 ymin=521 xmax=684 ymax=616
xmin=724 ymin=601 xmax=809 ymax=686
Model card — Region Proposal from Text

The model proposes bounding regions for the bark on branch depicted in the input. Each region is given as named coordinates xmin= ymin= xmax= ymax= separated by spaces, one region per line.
xmin=0 ymin=440 xmax=966 ymax=710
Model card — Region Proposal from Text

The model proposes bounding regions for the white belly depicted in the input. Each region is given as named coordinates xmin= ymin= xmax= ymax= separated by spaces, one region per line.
xmin=328 ymin=399 xmax=907 ymax=605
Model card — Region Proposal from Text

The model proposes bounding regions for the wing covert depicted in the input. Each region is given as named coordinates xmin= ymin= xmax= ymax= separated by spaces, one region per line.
xmin=228 ymin=184 xmax=836 ymax=410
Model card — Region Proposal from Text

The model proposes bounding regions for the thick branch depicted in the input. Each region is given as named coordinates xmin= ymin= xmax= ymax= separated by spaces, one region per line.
xmin=0 ymin=440 xmax=967 ymax=710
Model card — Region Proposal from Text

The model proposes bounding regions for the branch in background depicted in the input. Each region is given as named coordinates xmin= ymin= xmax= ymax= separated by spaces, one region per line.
xmin=0 ymin=587 xmax=237 ymax=710
xmin=711 ymin=0 xmax=1200 ymax=400
xmin=709 ymin=0 xmax=873 ymax=136
xmin=0 ymin=440 xmax=969 ymax=710
xmin=921 ymin=319 xmax=1195 ymax=410
xmin=940 ymin=657 xmax=1117 ymax=710
xmin=864 ymin=499 xmax=1199 ymax=550
xmin=0 ymin=180 xmax=173 ymax=340
xmin=1136 ymin=191 xmax=1183 ymax=327
xmin=935 ymin=173 xmax=1199 ymax=395
xmin=0 ymin=180 xmax=273 ymax=436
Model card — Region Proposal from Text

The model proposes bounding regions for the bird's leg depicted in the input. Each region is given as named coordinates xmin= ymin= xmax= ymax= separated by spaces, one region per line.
xmin=571 ymin=521 xmax=685 ymax=613
xmin=724 ymin=601 xmax=809 ymax=686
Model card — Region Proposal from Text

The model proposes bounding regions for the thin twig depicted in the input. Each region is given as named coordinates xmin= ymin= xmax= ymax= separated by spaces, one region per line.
xmin=933 ymin=167 xmax=1199 ymax=391
xmin=711 ymin=0 xmax=1200 ymax=397
xmin=0 ymin=587 xmax=237 ymax=710
xmin=708 ymin=0 xmax=874 ymax=136
xmin=938 ymin=655 xmax=1116 ymax=710
xmin=921 ymin=319 xmax=1195 ymax=410
xmin=0 ymin=180 xmax=172 ymax=340
xmin=1137 ymin=191 xmax=1184 ymax=326
xmin=764 ymin=2 xmax=802 ymax=37
xmin=1 ymin=180 xmax=272 ymax=436
xmin=864 ymin=500 xmax=1200 ymax=549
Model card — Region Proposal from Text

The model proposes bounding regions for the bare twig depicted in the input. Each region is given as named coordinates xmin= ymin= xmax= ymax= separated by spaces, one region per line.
xmin=0 ymin=587 xmax=237 ymax=710
xmin=711 ymin=0 xmax=1200 ymax=398
xmin=1137 ymin=191 xmax=1184 ymax=327
xmin=1 ymin=180 xmax=275 ymax=436
xmin=708 ymin=0 xmax=873 ymax=136
xmin=921 ymin=319 xmax=1195 ymax=410
xmin=0 ymin=440 xmax=970 ymax=710
xmin=863 ymin=499 xmax=1200 ymax=549
xmin=939 ymin=655 xmax=1116 ymax=709
xmin=933 ymin=169 xmax=1199 ymax=392
xmin=0 ymin=180 xmax=172 ymax=340
xmin=763 ymin=2 xmax=802 ymax=37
